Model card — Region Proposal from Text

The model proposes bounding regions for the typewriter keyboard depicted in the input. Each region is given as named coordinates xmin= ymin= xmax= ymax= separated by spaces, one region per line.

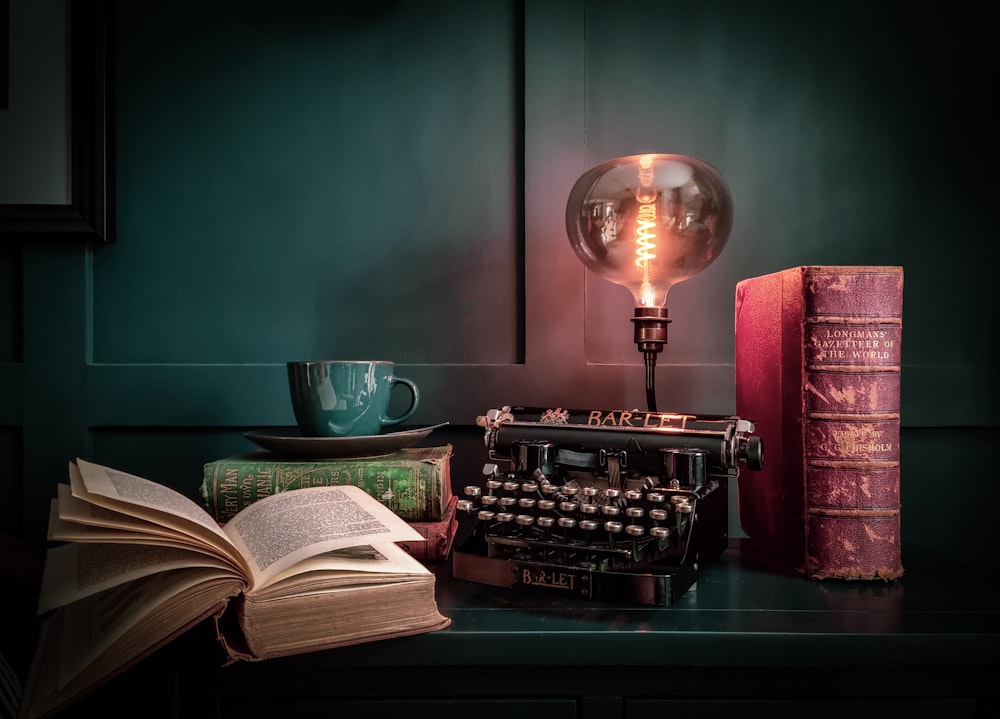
xmin=457 ymin=468 xmax=719 ymax=572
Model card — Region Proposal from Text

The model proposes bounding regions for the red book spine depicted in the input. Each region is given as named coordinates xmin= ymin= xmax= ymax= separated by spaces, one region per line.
xmin=397 ymin=496 xmax=459 ymax=563
xmin=735 ymin=265 xmax=904 ymax=580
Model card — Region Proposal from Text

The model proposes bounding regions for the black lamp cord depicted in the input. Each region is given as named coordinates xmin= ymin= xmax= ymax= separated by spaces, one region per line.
xmin=644 ymin=350 xmax=658 ymax=413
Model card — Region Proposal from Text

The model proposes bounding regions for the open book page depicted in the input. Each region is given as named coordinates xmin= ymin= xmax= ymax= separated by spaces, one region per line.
xmin=71 ymin=459 xmax=247 ymax=573
xmin=49 ymin=485 xmax=228 ymax=551
xmin=222 ymin=485 xmax=426 ymax=590
xmin=48 ymin=507 xmax=211 ymax=549
xmin=36 ymin=541 xmax=246 ymax=614
xmin=250 ymin=541 xmax=431 ymax=601
xmin=52 ymin=483 xmax=183 ymax=538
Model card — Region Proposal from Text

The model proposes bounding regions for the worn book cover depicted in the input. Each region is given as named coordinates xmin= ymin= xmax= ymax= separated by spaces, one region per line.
xmin=734 ymin=265 xmax=904 ymax=580
xmin=201 ymin=445 xmax=453 ymax=523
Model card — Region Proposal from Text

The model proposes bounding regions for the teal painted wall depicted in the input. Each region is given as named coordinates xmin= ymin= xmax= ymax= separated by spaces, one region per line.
xmin=106 ymin=0 xmax=520 ymax=366
xmin=2 ymin=1 xmax=996 ymax=579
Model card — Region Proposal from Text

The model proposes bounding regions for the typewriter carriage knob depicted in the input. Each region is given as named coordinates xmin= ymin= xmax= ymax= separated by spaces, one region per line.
xmin=739 ymin=436 xmax=764 ymax=471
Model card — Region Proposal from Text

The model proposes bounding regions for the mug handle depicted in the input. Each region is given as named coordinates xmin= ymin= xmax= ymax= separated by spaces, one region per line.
xmin=382 ymin=375 xmax=420 ymax=427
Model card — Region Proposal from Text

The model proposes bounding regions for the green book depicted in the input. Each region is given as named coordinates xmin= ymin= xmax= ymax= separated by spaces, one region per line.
xmin=201 ymin=444 xmax=453 ymax=524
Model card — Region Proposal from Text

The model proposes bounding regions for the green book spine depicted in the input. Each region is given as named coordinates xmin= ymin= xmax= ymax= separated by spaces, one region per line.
xmin=201 ymin=445 xmax=453 ymax=523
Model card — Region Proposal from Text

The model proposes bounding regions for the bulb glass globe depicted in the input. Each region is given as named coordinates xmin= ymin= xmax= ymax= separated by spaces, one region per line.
xmin=565 ymin=153 xmax=733 ymax=309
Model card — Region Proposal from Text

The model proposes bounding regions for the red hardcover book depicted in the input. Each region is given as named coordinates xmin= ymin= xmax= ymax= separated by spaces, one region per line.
xmin=734 ymin=265 xmax=904 ymax=580
xmin=397 ymin=496 xmax=459 ymax=563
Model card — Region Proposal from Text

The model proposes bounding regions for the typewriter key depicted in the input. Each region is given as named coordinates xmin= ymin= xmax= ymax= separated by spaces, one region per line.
xmin=650 ymin=526 xmax=671 ymax=540
xmin=604 ymin=521 xmax=623 ymax=549
xmin=579 ymin=519 xmax=600 ymax=544
xmin=496 ymin=512 xmax=515 ymax=534
xmin=671 ymin=496 xmax=693 ymax=513
xmin=537 ymin=515 xmax=555 ymax=540
xmin=557 ymin=516 xmax=577 ymax=542
xmin=625 ymin=524 xmax=645 ymax=556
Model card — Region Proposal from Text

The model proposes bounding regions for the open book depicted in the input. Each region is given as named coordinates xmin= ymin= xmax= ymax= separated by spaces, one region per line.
xmin=19 ymin=459 xmax=452 ymax=719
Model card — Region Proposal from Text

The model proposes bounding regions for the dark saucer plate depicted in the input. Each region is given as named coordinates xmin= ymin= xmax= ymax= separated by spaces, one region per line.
xmin=243 ymin=422 xmax=449 ymax=459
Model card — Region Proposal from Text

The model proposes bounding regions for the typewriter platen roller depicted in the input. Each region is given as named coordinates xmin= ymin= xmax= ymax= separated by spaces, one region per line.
xmin=452 ymin=406 xmax=763 ymax=606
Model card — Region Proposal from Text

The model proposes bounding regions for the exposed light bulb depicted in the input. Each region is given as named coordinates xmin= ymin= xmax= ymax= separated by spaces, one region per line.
xmin=566 ymin=153 xmax=733 ymax=411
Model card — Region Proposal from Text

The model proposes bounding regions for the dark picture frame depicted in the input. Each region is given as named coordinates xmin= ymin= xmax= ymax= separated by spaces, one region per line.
xmin=0 ymin=0 xmax=113 ymax=243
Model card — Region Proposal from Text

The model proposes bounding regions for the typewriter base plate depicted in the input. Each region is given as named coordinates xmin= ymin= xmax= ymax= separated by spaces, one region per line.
xmin=452 ymin=550 xmax=705 ymax=606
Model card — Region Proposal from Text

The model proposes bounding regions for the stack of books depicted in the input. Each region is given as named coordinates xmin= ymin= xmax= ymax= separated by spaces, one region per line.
xmin=200 ymin=444 xmax=457 ymax=562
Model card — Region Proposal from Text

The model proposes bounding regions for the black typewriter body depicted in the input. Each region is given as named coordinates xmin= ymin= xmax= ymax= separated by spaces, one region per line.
xmin=452 ymin=406 xmax=764 ymax=606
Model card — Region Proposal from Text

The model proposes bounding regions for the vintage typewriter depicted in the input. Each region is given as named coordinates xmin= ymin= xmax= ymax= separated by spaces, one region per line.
xmin=452 ymin=405 xmax=764 ymax=606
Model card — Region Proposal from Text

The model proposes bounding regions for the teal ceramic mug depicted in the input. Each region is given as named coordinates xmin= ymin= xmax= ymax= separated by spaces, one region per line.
xmin=287 ymin=360 xmax=420 ymax=437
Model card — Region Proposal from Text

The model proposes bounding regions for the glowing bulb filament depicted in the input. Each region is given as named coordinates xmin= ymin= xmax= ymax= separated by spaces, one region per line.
xmin=632 ymin=156 xmax=661 ymax=306
xmin=635 ymin=203 xmax=657 ymax=269
xmin=635 ymin=201 xmax=658 ymax=306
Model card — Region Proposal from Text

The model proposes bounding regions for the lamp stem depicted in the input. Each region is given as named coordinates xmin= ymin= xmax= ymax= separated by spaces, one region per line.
xmin=631 ymin=307 xmax=671 ymax=413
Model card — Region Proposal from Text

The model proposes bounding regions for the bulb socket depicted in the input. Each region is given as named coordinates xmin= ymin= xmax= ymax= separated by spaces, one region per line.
xmin=631 ymin=307 xmax=670 ymax=354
